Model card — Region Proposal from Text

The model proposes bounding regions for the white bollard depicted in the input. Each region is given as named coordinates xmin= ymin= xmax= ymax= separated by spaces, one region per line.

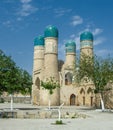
xmin=58 ymin=103 xmax=64 ymax=121
xmin=10 ymin=94 xmax=13 ymax=111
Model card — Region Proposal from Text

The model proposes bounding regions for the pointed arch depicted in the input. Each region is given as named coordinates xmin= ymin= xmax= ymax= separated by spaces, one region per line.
xmin=80 ymin=88 xmax=85 ymax=94
xmin=87 ymin=87 xmax=93 ymax=94
xmin=70 ymin=94 xmax=76 ymax=105
xmin=87 ymin=87 xmax=94 ymax=106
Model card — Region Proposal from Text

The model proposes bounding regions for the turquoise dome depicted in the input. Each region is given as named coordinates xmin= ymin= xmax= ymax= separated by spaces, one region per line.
xmin=65 ymin=41 xmax=76 ymax=53
xmin=80 ymin=31 xmax=93 ymax=41
xmin=44 ymin=25 xmax=58 ymax=38
xmin=34 ymin=35 xmax=44 ymax=46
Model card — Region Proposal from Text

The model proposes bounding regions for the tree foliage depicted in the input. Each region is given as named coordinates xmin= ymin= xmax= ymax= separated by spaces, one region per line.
xmin=74 ymin=54 xmax=113 ymax=94
xmin=20 ymin=70 xmax=32 ymax=95
xmin=41 ymin=77 xmax=60 ymax=94
xmin=91 ymin=56 xmax=113 ymax=93
xmin=0 ymin=49 xmax=32 ymax=95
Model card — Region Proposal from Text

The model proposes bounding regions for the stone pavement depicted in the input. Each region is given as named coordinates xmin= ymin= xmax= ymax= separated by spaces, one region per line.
xmin=0 ymin=103 xmax=113 ymax=130
xmin=0 ymin=114 xmax=113 ymax=130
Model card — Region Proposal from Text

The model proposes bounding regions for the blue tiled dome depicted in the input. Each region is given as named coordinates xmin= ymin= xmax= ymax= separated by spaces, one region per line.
xmin=65 ymin=41 xmax=76 ymax=53
xmin=44 ymin=25 xmax=58 ymax=38
xmin=80 ymin=31 xmax=93 ymax=41
xmin=34 ymin=35 xmax=44 ymax=46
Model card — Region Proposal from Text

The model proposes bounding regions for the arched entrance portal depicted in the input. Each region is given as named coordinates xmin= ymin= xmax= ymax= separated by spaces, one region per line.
xmin=70 ymin=94 xmax=76 ymax=105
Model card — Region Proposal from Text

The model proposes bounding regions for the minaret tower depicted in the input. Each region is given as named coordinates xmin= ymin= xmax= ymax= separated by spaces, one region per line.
xmin=61 ymin=41 xmax=76 ymax=86
xmin=80 ymin=31 xmax=93 ymax=58
xmin=40 ymin=25 xmax=60 ymax=106
xmin=65 ymin=41 xmax=76 ymax=68
xmin=32 ymin=35 xmax=45 ymax=105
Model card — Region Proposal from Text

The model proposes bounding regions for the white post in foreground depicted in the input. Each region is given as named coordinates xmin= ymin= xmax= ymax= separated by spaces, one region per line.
xmin=48 ymin=99 xmax=51 ymax=110
xmin=58 ymin=103 xmax=64 ymax=121
xmin=10 ymin=94 xmax=13 ymax=111
xmin=100 ymin=94 xmax=105 ymax=112
xmin=100 ymin=97 xmax=105 ymax=112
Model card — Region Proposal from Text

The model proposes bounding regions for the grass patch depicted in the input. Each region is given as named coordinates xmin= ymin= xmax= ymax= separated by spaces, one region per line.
xmin=51 ymin=120 xmax=66 ymax=125
xmin=56 ymin=120 xmax=63 ymax=124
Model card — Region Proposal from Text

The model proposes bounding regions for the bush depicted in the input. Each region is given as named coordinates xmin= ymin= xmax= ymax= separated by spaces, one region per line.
xmin=0 ymin=98 xmax=4 ymax=103
xmin=2 ymin=113 xmax=8 ymax=118
xmin=55 ymin=120 xmax=63 ymax=124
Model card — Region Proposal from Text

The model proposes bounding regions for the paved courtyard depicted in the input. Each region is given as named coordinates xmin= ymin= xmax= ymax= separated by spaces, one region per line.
xmin=0 ymin=103 xmax=113 ymax=130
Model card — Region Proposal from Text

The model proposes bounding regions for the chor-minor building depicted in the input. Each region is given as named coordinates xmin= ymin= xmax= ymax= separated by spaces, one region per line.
xmin=32 ymin=25 xmax=95 ymax=106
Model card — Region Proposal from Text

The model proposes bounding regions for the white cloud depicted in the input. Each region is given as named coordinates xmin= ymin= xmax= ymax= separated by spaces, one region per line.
xmin=70 ymin=34 xmax=76 ymax=38
xmin=3 ymin=20 xmax=11 ymax=27
xmin=17 ymin=0 xmax=38 ymax=17
xmin=95 ymin=49 xmax=113 ymax=56
xmin=2 ymin=20 xmax=16 ymax=31
xmin=3 ymin=20 xmax=11 ymax=25
xmin=20 ymin=0 xmax=32 ymax=3
xmin=17 ymin=17 xmax=22 ymax=21
xmin=71 ymin=15 xmax=83 ymax=26
xmin=92 ymin=28 xmax=103 ymax=36
xmin=41 ymin=6 xmax=52 ymax=11
xmin=54 ymin=8 xmax=72 ymax=17
xmin=94 ymin=37 xmax=106 ymax=46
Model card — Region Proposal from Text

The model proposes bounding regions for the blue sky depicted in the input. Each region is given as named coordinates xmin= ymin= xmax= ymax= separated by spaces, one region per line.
xmin=0 ymin=0 xmax=113 ymax=74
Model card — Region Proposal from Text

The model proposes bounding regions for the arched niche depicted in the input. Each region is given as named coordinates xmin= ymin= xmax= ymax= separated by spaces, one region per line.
xmin=65 ymin=72 xmax=73 ymax=85
xmin=35 ymin=77 xmax=40 ymax=90
xmin=87 ymin=87 xmax=93 ymax=94
xmin=80 ymin=88 xmax=85 ymax=95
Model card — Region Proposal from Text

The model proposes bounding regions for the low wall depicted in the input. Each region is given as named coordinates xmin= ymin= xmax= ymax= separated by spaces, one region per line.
xmin=1 ymin=97 xmax=31 ymax=104
xmin=0 ymin=109 xmax=88 ymax=119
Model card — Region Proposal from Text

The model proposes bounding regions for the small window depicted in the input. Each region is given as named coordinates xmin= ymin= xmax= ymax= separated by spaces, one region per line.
xmin=65 ymin=72 xmax=73 ymax=85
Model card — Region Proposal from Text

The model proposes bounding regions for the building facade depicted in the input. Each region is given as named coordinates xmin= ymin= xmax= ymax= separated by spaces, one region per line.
xmin=32 ymin=25 xmax=95 ymax=106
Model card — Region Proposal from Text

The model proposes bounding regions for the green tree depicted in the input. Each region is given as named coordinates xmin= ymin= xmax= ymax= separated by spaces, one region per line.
xmin=41 ymin=77 xmax=60 ymax=109
xmin=0 ymin=50 xmax=21 ymax=110
xmin=0 ymin=49 xmax=32 ymax=107
xmin=20 ymin=69 xmax=32 ymax=96
xmin=0 ymin=50 xmax=8 ymax=94
xmin=0 ymin=49 xmax=32 ymax=95
xmin=0 ymin=50 xmax=19 ymax=94
xmin=41 ymin=77 xmax=60 ymax=95
xmin=74 ymin=54 xmax=113 ymax=110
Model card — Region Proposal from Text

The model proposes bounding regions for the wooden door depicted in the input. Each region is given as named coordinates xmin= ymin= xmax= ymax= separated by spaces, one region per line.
xmin=70 ymin=94 xmax=76 ymax=105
